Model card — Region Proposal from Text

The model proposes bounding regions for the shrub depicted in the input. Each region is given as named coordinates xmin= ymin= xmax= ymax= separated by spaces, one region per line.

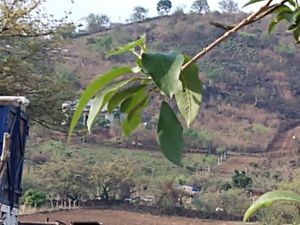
xmin=156 ymin=181 xmax=179 ymax=213
xmin=219 ymin=189 xmax=250 ymax=215
xmin=251 ymin=123 xmax=271 ymax=134
xmin=220 ymin=182 xmax=232 ymax=192
xmin=276 ymin=41 xmax=296 ymax=55
xmin=232 ymin=170 xmax=252 ymax=189
xmin=176 ymin=175 xmax=187 ymax=185
xmin=22 ymin=189 xmax=47 ymax=207
xmin=89 ymin=35 xmax=113 ymax=53
xmin=257 ymin=203 xmax=300 ymax=225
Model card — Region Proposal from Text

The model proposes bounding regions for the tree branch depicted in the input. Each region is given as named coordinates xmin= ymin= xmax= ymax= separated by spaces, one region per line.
xmin=182 ymin=0 xmax=286 ymax=71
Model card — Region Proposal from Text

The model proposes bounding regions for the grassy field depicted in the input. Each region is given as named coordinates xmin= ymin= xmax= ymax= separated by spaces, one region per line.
xmin=24 ymin=140 xmax=218 ymax=194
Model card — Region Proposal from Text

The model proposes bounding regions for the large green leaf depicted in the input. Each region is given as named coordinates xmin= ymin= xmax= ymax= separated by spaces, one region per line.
xmin=244 ymin=191 xmax=300 ymax=222
xmin=107 ymin=85 xmax=146 ymax=113
xmin=87 ymin=79 xmax=134 ymax=133
xmin=120 ymin=87 xmax=148 ymax=137
xmin=120 ymin=87 xmax=148 ymax=114
xmin=87 ymin=92 xmax=103 ymax=133
xmin=107 ymin=34 xmax=146 ymax=57
xmin=142 ymin=52 xmax=184 ymax=98
xmin=275 ymin=5 xmax=294 ymax=23
xmin=121 ymin=97 xmax=148 ymax=137
xmin=68 ymin=67 xmax=132 ymax=140
xmin=157 ymin=101 xmax=184 ymax=166
xmin=268 ymin=5 xmax=294 ymax=33
xmin=175 ymin=58 xmax=202 ymax=127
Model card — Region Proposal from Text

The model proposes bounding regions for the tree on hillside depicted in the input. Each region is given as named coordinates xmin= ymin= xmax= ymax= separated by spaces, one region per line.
xmin=130 ymin=6 xmax=149 ymax=22
xmin=157 ymin=0 xmax=172 ymax=15
xmin=0 ymin=0 xmax=74 ymax=128
xmin=218 ymin=0 xmax=239 ymax=13
xmin=85 ymin=13 xmax=110 ymax=33
xmin=38 ymin=160 xmax=92 ymax=202
xmin=191 ymin=0 xmax=210 ymax=14
xmin=89 ymin=159 xmax=135 ymax=201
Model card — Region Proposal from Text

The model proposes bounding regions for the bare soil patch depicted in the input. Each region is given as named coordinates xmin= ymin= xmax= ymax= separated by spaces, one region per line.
xmin=20 ymin=209 xmax=251 ymax=225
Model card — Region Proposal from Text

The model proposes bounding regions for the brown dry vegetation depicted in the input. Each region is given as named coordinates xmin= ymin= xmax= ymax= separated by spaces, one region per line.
xmin=60 ymin=12 xmax=300 ymax=154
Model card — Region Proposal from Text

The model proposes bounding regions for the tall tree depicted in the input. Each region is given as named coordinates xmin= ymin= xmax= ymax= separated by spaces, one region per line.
xmin=38 ymin=160 xmax=92 ymax=201
xmin=218 ymin=0 xmax=239 ymax=13
xmin=89 ymin=159 xmax=135 ymax=201
xmin=157 ymin=0 xmax=172 ymax=15
xmin=85 ymin=13 xmax=110 ymax=33
xmin=130 ymin=6 xmax=149 ymax=22
xmin=0 ymin=0 xmax=75 ymax=128
xmin=191 ymin=0 xmax=210 ymax=14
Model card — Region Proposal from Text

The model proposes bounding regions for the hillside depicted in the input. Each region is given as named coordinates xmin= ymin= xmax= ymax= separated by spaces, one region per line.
xmin=18 ymin=11 xmax=300 ymax=222
xmin=56 ymin=11 xmax=300 ymax=155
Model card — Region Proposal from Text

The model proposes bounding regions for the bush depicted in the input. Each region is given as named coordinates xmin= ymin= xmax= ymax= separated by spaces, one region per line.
xmin=22 ymin=189 xmax=47 ymax=207
xmin=176 ymin=175 xmax=187 ymax=185
xmin=232 ymin=170 xmax=252 ymax=189
xmin=89 ymin=35 xmax=113 ymax=53
xmin=251 ymin=123 xmax=271 ymax=134
xmin=220 ymin=182 xmax=232 ymax=192
xmin=192 ymin=193 xmax=214 ymax=213
xmin=276 ymin=41 xmax=296 ymax=55
xmin=156 ymin=181 xmax=180 ymax=213
xmin=257 ymin=203 xmax=300 ymax=225
xmin=193 ymin=189 xmax=251 ymax=216
xmin=218 ymin=189 xmax=250 ymax=215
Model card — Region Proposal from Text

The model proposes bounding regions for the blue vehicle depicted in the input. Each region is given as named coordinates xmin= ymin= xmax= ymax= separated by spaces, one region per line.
xmin=0 ymin=97 xmax=29 ymax=225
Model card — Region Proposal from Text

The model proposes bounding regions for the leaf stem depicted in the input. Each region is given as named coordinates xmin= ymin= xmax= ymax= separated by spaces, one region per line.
xmin=182 ymin=0 xmax=287 ymax=70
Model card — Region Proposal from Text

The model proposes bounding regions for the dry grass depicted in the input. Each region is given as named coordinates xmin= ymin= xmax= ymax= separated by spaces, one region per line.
xmin=195 ymin=103 xmax=279 ymax=151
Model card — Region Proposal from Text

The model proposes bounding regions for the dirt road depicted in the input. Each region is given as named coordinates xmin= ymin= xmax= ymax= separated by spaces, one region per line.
xmin=20 ymin=209 xmax=252 ymax=225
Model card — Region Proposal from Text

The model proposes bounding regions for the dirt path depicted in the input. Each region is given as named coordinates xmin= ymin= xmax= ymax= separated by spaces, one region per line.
xmin=20 ymin=209 xmax=252 ymax=225
xmin=265 ymin=120 xmax=300 ymax=153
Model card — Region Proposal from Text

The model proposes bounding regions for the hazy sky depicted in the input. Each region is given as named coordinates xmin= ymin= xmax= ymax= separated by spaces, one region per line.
xmin=44 ymin=0 xmax=257 ymax=24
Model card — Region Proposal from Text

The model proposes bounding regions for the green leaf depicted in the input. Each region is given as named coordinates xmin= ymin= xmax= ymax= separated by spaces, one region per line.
xmin=87 ymin=93 xmax=102 ymax=133
xmin=273 ymin=5 xmax=293 ymax=15
xmin=268 ymin=17 xmax=280 ymax=34
xmin=175 ymin=57 xmax=202 ymax=127
xmin=87 ymin=79 xmax=134 ymax=133
xmin=275 ymin=5 xmax=294 ymax=23
xmin=107 ymin=34 xmax=146 ymax=57
xmin=120 ymin=87 xmax=148 ymax=137
xmin=268 ymin=6 xmax=294 ymax=33
xmin=120 ymin=88 xmax=148 ymax=114
xmin=142 ymin=52 xmax=185 ymax=98
xmin=107 ymin=85 xmax=145 ymax=113
xmin=243 ymin=191 xmax=300 ymax=222
xmin=287 ymin=0 xmax=297 ymax=7
xmin=291 ymin=8 xmax=300 ymax=25
xmin=68 ymin=67 xmax=132 ymax=141
xmin=121 ymin=97 xmax=148 ymax=137
xmin=293 ymin=27 xmax=300 ymax=42
xmin=157 ymin=101 xmax=184 ymax=166
xmin=243 ymin=0 xmax=266 ymax=7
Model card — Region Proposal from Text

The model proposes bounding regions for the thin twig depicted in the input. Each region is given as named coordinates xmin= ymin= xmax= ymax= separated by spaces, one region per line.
xmin=182 ymin=0 xmax=286 ymax=71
